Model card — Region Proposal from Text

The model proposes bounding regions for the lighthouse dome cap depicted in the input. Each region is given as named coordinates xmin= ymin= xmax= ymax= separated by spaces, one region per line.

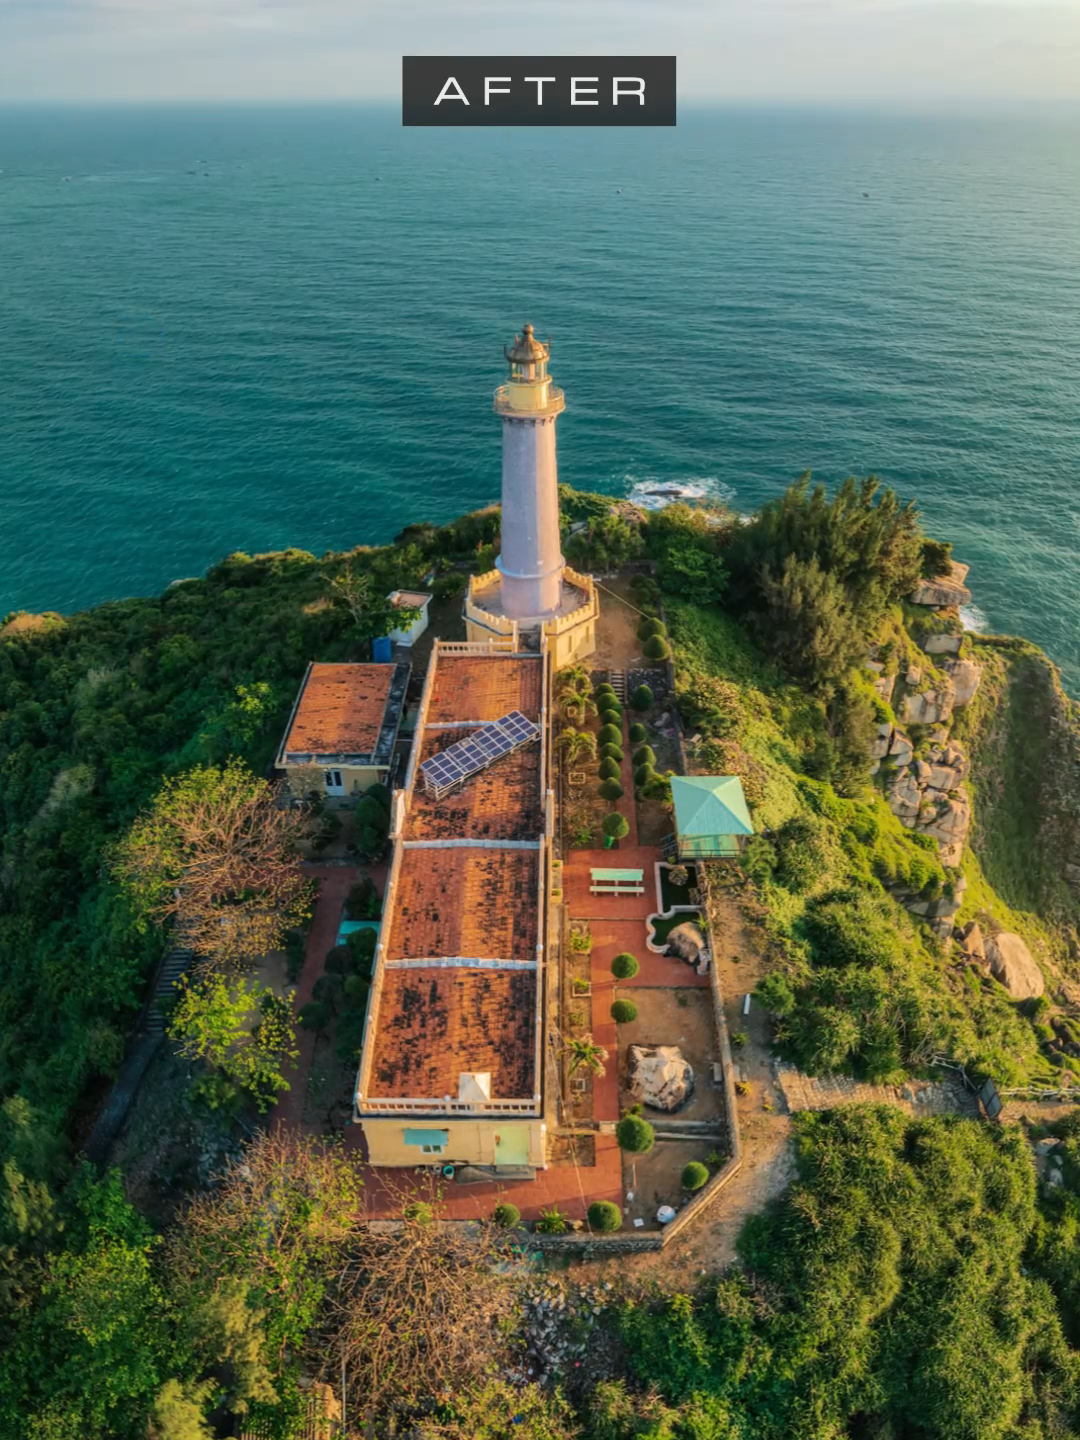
xmin=504 ymin=323 xmax=550 ymax=364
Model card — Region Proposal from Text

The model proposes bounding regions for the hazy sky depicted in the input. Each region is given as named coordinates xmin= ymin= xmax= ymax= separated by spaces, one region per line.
xmin=1 ymin=0 xmax=1079 ymax=106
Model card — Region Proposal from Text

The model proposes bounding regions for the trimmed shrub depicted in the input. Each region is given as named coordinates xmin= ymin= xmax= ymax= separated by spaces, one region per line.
xmin=600 ymin=714 xmax=623 ymax=735
xmin=493 ymin=1202 xmax=521 ymax=1228
xmin=313 ymin=973 xmax=343 ymax=1011
xmin=643 ymin=635 xmax=671 ymax=660
xmin=588 ymin=1200 xmax=622 ymax=1233
xmin=324 ymin=944 xmax=352 ymax=975
xmin=598 ymin=757 xmax=621 ymax=781
xmin=344 ymin=876 xmax=381 ymax=920
xmin=599 ymin=778 xmax=624 ymax=802
xmin=628 ymin=722 xmax=647 ymax=744
xmin=634 ymin=764 xmax=657 ymax=790
xmin=598 ymin=724 xmax=622 ymax=747
xmin=594 ymin=683 xmax=617 ymax=702
xmin=611 ymin=952 xmax=640 ymax=980
xmin=633 ymin=744 xmax=656 ymax=768
xmin=610 ymin=998 xmax=638 ymax=1024
xmin=637 ymin=617 xmax=666 ymax=641
xmin=599 ymin=743 xmax=624 ymax=763
xmin=682 ymin=1161 xmax=709 ymax=1191
xmin=284 ymin=928 xmax=307 ymax=983
xmin=346 ymin=927 xmax=377 ymax=979
xmin=616 ymin=1115 xmax=655 ymax=1153
xmin=602 ymin=813 xmax=630 ymax=841
xmin=343 ymin=973 xmax=370 ymax=1005
xmin=364 ymin=781 xmax=392 ymax=813
xmin=630 ymin=684 xmax=654 ymax=711
xmin=298 ymin=1000 xmax=331 ymax=1033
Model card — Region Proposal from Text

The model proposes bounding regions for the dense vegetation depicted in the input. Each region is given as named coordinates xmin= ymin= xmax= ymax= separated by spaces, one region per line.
xmin=3 ymin=481 xmax=1080 ymax=1436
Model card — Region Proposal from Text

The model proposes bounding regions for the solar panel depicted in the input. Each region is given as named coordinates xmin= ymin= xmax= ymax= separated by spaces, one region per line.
xmin=419 ymin=709 xmax=540 ymax=795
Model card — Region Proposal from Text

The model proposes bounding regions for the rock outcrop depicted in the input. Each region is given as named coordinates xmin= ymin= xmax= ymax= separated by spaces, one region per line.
xmin=984 ymin=932 xmax=1044 ymax=1000
xmin=944 ymin=657 xmax=981 ymax=707
xmin=910 ymin=561 xmax=972 ymax=609
xmin=956 ymin=920 xmax=986 ymax=961
xmin=900 ymin=678 xmax=955 ymax=726
xmin=626 ymin=1045 xmax=695 ymax=1112
xmin=666 ymin=922 xmax=707 ymax=969
xmin=918 ymin=795 xmax=972 ymax=867
xmin=922 ymin=632 xmax=963 ymax=656
xmin=880 ymin=725 xmax=972 ymax=863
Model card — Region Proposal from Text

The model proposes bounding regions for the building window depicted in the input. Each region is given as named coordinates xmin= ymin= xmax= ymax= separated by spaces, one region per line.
xmin=324 ymin=769 xmax=344 ymax=793
xmin=421 ymin=1143 xmax=443 ymax=1155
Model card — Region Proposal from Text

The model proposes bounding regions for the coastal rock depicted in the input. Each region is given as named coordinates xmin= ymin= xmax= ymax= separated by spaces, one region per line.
xmin=910 ymin=561 xmax=972 ymax=609
xmin=944 ymin=658 xmax=982 ymax=707
xmin=917 ymin=794 xmax=971 ymax=866
xmin=888 ymin=772 xmax=921 ymax=825
xmin=922 ymin=632 xmax=963 ymax=656
xmin=873 ymin=674 xmax=896 ymax=705
xmin=900 ymin=681 xmax=955 ymax=727
xmin=924 ymin=763 xmax=959 ymax=793
xmin=913 ymin=759 xmax=933 ymax=786
xmin=906 ymin=665 xmax=923 ymax=687
xmin=626 ymin=1045 xmax=695 ymax=1113
xmin=984 ymin=932 xmax=1044 ymax=1000
xmin=957 ymin=920 xmax=986 ymax=961
xmin=666 ymin=922 xmax=707 ymax=968
xmin=888 ymin=731 xmax=914 ymax=769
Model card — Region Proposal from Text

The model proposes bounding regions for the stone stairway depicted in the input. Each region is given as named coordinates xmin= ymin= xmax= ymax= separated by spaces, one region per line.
xmin=774 ymin=1063 xmax=976 ymax=1118
xmin=607 ymin=669 xmax=628 ymax=703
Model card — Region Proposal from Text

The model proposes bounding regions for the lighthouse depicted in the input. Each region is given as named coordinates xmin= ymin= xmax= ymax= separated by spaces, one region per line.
xmin=465 ymin=324 xmax=598 ymax=665
xmin=494 ymin=324 xmax=566 ymax=621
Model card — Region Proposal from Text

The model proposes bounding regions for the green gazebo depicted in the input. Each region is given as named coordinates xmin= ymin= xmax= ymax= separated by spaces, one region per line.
xmin=670 ymin=775 xmax=754 ymax=860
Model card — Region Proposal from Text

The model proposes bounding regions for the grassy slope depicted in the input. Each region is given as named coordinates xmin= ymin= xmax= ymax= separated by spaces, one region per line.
xmin=667 ymin=599 xmax=1054 ymax=1086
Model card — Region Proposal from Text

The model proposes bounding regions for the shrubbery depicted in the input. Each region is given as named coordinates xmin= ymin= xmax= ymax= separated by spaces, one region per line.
xmin=610 ymin=999 xmax=638 ymax=1024
xmin=587 ymin=1201 xmax=622 ymax=1233
xmin=611 ymin=952 xmax=640 ymax=980
xmin=616 ymin=1115 xmax=655 ymax=1153
xmin=681 ymin=1161 xmax=709 ymax=1191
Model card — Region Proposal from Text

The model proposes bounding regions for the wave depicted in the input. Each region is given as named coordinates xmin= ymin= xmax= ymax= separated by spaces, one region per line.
xmin=960 ymin=604 xmax=988 ymax=633
xmin=623 ymin=475 xmax=736 ymax=512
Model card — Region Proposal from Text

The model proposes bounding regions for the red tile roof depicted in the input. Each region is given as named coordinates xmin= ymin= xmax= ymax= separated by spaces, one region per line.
xmin=283 ymin=663 xmax=398 ymax=760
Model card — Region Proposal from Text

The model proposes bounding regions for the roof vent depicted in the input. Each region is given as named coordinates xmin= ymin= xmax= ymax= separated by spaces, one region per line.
xmin=458 ymin=1071 xmax=492 ymax=1103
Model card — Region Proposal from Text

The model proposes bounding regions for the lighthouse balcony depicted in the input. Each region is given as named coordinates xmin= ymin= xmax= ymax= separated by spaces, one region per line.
xmin=465 ymin=567 xmax=598 ymax=668
xmin=493 ymin=383 xmax=565 ymax=418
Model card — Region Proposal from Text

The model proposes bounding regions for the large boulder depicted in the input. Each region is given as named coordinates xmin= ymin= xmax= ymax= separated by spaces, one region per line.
xmin=910 ymin=561 xmax=972 ymax=609
xmin=888 ymin=731 xmax=915 ymax=768
xmin=666 ymin=922 xmax=706 ymax=968
xmin=944 ymin=658 xmax=982 ymax=707
xmin=900 ymin=681 xmax=955 ymax=726
xmin=888 ymin=771 xmax=921 ymax=825
xmin=626 ymin=1045 xmax=695 ymax=1112
xmin=922 ymin=632 xmax=963 ymax=656
xmin=984 ymin=932 xmax=1044 ymax=1000
xmin=957 ymin=920 xmax=986 ymax=962
xmin=917 ymin=794 xmax=971 ymax=866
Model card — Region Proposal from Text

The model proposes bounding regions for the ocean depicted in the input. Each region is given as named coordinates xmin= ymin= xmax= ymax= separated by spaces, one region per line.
xmin=2 ymin=106 xmax=1079 ymax=685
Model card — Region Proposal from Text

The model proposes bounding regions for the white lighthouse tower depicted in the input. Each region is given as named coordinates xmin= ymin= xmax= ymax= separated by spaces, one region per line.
xmin=494 ymin=324 xmax=566 ymax=620
xmin=465 ymin=325 xmax=598 ymax=665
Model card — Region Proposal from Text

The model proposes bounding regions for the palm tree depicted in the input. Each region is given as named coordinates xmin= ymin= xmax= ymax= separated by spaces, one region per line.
xmin=555 ymin=727 xmax=597 ymax=766
xmin=564 ymin=1036 xmax=609 ymax=1079
xmin=555 ymin=663 xmax=592 ymax=698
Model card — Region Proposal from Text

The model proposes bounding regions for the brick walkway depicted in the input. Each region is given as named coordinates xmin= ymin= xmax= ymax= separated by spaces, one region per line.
xmin=269 ymin=862 xmax=365 ymax=1130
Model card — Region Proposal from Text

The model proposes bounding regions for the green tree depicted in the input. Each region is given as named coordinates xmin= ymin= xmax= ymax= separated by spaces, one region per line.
xmin=168 ymin=975 xmax=299 ymax=1112
xmin=616 ymin=1115 xmax=655 ymax=1153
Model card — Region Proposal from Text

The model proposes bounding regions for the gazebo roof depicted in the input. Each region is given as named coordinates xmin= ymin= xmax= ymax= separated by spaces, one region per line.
xmin=671 ymin=775 xmax=754 ymax=840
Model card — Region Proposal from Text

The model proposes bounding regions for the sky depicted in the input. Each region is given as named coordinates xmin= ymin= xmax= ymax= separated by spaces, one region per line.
xmin=0 ymin=0 xmax=1079 ymax=106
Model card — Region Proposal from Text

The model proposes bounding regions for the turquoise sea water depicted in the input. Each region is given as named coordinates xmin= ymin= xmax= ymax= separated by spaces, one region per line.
xmin=2 ymin=107 xmax=1079 ymax=683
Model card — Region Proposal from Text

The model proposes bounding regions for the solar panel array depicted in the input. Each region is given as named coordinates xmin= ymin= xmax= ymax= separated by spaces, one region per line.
xmin=419 ymin=710 xmax=540 ymax=797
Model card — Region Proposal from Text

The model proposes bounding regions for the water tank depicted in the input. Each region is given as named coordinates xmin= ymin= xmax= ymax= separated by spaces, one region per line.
xmin=372 ymin=636 xmax=393 ymax=662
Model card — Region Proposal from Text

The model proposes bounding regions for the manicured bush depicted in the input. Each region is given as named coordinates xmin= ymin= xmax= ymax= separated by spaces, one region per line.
xmin=599 ymin=778 xmax=624 ymax=802
xmin=602 ymin=813 xmax=630 ymax=841
xmin=682 ymin=1161 xmax=709 ymax=1191
xmin=493 ymin=1202 xmax=521 ymax=1228
xmin=643 ymin=635 xmax=671 ymax=660
xmin=324 ymin=944 xmax=351 ymax=974
xmin=634 ymin=764 xmax=657 ymax=789
xmin=313 ymin=973 xmax=343 ymax=1011
xmin=633 ymin=745 xmax=656 ymax=768
xmin=588 ymin=1200 xmax=623 ymax=1233
xmin=630 ymin=684 xmax=654 ymax=711
xmin=343 ymin=973 xmax=370 ymax=1005
xmin=616 ymin=1115 xmax=655 ymax=1153
xmin=610 ymin=998 xmax=638 ymax=1024
xmin=598 ymin=724 xmax=622 ymax=747
xmin=600 ymin=706 xmax=622 ymax=726
xmin=611 ymin=952 xmax=640 ymax=980
xmin=637 ymin=616 xmax=666 ymax=641
xmin=594 ymin=683 xmax=616 ymax=702
xmin=599 ymin=742 xmax=624 ymax=763
xmin=346 ymin=927 xmax=377 ymax=979
xmin=284 ymin=927 xmax=307 ymax=982
xmin=298 ymin=1000 xmax=331 ymax=1033
xmin=403 ymin=1200 xmax=434 ymax=1226
xmin=364 ymin=781 xmax=392 ymax=813
xmin=344 ymin=875 xmax=381 ymax=920
xmin=628 ymin=722 xmax=647 ymax=744
xmin=598 ymin=757 xmax=621 ymax=781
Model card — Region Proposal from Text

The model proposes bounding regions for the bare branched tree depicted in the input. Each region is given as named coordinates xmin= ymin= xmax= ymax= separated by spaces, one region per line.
xmin=115 ymin=760 xmax=314 ymax=970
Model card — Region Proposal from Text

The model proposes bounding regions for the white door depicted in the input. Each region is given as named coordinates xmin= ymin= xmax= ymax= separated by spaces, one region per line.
xmin=324 ymin=768 xmax=345 ymax=796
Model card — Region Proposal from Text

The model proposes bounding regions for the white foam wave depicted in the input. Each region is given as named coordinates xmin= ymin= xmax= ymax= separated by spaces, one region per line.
xmin=624 ymin=475 xmax=736 ymax=512
xmin=960 ymin=604 xmax=988 ymax=633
